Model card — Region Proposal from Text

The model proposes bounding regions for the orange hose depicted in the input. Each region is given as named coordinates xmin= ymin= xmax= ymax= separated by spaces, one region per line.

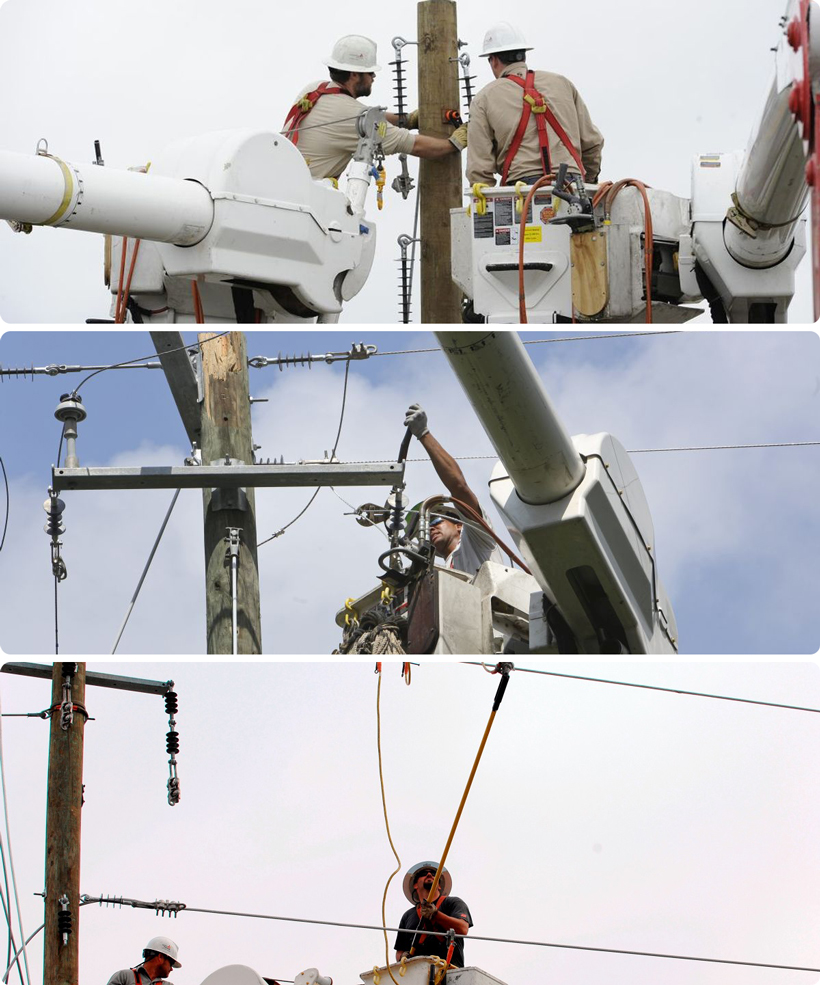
xmin=114 ymin=236 xmax=129 ymax=323
xmin=191 ymin=279 xmax=205 ymax=323
xmin=116 ymin=239 xmax=141 ymax=323
xmin=518 ymin=175 xmax=554 ymax=323
xmin=603 ymin=179 xmax=655 ymax=324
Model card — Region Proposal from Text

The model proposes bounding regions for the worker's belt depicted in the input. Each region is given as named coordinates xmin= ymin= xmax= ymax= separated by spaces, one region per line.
xmin=501 ymin=71 xmax=586 ymax=185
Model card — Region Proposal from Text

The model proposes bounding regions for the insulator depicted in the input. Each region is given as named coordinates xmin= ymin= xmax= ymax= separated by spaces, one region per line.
xmin=57 ymin=910 xmax=72 ymax=936
xmin=164 ymin=691 xmax=178 ymax=715
xmin=166 ymin=730 xmax=179 ymax=755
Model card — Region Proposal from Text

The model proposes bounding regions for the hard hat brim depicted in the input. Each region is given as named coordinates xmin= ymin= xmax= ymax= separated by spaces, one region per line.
xmin=325 ymin=58 xmax=382 ymax=72
xmin=402 ymin=862 xmax=453 ymax=902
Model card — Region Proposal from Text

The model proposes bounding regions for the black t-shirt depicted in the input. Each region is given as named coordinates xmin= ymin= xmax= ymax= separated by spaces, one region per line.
xmin=394 ymin=896 xmax=473 ymax=968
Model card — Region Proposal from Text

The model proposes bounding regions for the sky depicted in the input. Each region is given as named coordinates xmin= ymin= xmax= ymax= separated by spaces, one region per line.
xmin=0 ymin=328 xmax=818 ymax=656
xmin=0 ymin=0 xmax=815 ymax=324
xmin=0 ymin=661 xmax=818 ymax=985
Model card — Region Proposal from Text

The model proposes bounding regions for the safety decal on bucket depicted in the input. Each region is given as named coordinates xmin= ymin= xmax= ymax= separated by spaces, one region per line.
xmin=523 ymin=226 xmax=542 ymax=243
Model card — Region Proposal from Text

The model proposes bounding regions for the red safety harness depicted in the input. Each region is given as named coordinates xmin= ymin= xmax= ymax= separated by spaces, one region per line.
xmin=283 ymin=83 xmax=346 ymax=145
xmin=416 ymin=895 xmax=448 ymax=946
xmin=501 ymin=71 xmax=586 ymax=185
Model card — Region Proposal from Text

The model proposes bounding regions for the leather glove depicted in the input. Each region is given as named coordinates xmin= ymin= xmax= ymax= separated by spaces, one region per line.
xmin=419 ymin=900 xmax=437 ymax=921
xmin=449 ymin=123 xmax=468 ymax=151
xmin=406 ymin=109 xmax=419 ymax=129
xmin=404 ymin=403 xmax=429 ymax=438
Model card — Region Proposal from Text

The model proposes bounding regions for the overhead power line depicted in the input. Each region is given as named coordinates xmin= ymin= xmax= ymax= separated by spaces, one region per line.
xmin=343 ymin=440 xmax=820 ymax=465
xmin=462 ymin=664 xmax=820 ymax=714
xmin=77 ymin=895 xmax=819 ymax=975
xmin=370 ymin=331 xmax=682 ymax=357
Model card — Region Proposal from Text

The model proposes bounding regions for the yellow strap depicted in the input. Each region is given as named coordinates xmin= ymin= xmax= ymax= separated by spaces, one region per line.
xmin=514 ymin=181 xmax=527 ymax=216
xmin=298 ymin=96 xmax=313 ymax=112
xmin=344 ymin=597 xmax=359 ymax=627
xmin=523 ymin=93 xmax=546 ymax=114
xmin=376 ymin=164 xmax=386 ymax=212
xmin=372 ymin=968 xmax=381 ymax=985
xmin=399 ymin=957 xmax=408 ymax=977
xmin=380 ymin=584 xmax=394 ymax=604
xmin=40 ymin=155 xmax=76 ymax=227
xmin=471 ymin=183 xmax=490 ymax=216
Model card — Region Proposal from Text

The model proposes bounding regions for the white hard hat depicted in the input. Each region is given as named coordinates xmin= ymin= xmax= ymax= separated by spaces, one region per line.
xmin=145 ymin=936 xmax=182 ymax=969
xmin=479 ymin=22 xmax=533 ymax=57
xmin=325 ymin=35 xmax=381 ymax=73
xmin=402 ymin=861 xmax=453 ymax=903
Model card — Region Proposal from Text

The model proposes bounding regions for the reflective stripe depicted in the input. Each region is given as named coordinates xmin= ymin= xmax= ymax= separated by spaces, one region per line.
xmin=41 ymin=155 xmax=76 ymax=226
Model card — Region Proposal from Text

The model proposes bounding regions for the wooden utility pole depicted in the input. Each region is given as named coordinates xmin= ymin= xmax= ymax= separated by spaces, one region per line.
xmin=418 ymin=0 xmax=463 ymax=324
xmin=44 ymin=663 xmax=85 ymax=985
xmin=200 ymin=332 xmax=262 ymax=653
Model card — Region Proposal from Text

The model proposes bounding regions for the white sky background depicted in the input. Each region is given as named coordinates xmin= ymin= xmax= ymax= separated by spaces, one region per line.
xmin=0 ymin=0 xmax=815 ymax=324
xmin=0 ymin=662 xmax=818 ymax=985
xmin=0 ymin=329 xmax=818 ymax=656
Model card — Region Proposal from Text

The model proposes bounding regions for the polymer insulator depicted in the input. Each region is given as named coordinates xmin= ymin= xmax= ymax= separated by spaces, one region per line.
xmin=166 ymin=730 xmax=179 ymax=755
xmin=57 ymin=910 xmax=72 ymax=936
xmin=164 ymin=691 xmax=178 ymax=715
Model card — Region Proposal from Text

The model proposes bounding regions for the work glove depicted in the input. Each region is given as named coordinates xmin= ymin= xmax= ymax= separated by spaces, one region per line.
xmin=404 ymin=403 xmax=429 ymax=438
xmin=406 ymin=109 xmax=419 ymax=129
xmin=419 ymin=900 xmax=438 ymax=922
xmin=449 ymin=123 xmax=468 ymax=151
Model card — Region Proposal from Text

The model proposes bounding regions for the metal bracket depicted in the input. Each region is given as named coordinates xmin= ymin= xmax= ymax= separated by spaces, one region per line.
xmin=209 ymin=458 xmax=249 ymax=512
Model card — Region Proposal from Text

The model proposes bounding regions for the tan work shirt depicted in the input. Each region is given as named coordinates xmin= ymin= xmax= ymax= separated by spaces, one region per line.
xmin=287 ymin=80 xmax=416 ymax=180
xmin=467 ymin=63 xmax=604 ymax=186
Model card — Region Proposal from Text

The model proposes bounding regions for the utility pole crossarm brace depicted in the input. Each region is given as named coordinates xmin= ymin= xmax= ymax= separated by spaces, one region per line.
xmin=149 ymin=331 xmax=201 ymax=447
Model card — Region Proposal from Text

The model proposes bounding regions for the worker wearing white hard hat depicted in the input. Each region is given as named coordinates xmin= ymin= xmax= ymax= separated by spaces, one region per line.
xmin=394 ymin=862 xmax=473 ymax=969
xmin=283 ymin=34 xmax=468 ymax=181
xmin=404 ymin=404 xmax=504 ymax=575
xmin=106 ymin=936 xmax=182 ymax=985
xmin=467 ymin=21 xmax=604 ymax=187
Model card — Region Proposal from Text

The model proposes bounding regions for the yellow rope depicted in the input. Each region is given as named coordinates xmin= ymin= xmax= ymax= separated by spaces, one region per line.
xmin=377 ymin=668 xmax=404 ymax=985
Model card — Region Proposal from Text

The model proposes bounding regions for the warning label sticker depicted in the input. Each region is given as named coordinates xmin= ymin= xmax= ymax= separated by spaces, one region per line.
xmin=473 ymin=211 xmax=494 ymax=239
xmin=495 ymin=228 xmax=511 ymax=246
xmin=524 ymin=226 xmax=542 ymax=243
xmin=494 ymin=197 xmax=513 ymax=227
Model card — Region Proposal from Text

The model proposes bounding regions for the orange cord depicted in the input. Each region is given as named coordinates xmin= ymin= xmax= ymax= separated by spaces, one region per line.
xmin=603 ymin=179 xmax=655 ymax=324
xmin=191 ymin=279 xmax=205 ymax=323
xmin=114 ymin=236 xmax=129 ymax=323
xmin=517 ymin=175 xmax=554 ymax=323
xmin=518 ymin=176 xmax=654 ymax=324
xmin=115 ymin=239 xmax=141 ymax=323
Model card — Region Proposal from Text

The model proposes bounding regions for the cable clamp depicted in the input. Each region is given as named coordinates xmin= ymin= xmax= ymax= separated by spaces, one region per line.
xmin=154 ymin=899 xmax=186 ymax=917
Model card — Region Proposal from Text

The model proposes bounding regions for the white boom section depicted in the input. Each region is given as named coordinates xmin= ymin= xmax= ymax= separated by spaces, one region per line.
xmin=0 ymin=149 xmax=213 ymax=243
xmin=0 ymin=127 xmax=381 ymax=320
xmin=435 ymin=331 xmax=585 ymax=504
xmin=435 ymin=330 xmax=677 ymax=654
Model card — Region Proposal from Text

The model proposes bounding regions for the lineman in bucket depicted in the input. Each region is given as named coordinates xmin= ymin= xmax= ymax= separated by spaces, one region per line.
xmin=395 ymin=862 xmax=473 ymax=968
xmin=404 ymin=403 xmax=504 ymax=575
xmin=106 ymin=936 xmax=182 ymax=985
xmin=467 ymin=21 xmax=604 ymax=187
xmin=284 ymin=35 xmax=467 ymax=181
